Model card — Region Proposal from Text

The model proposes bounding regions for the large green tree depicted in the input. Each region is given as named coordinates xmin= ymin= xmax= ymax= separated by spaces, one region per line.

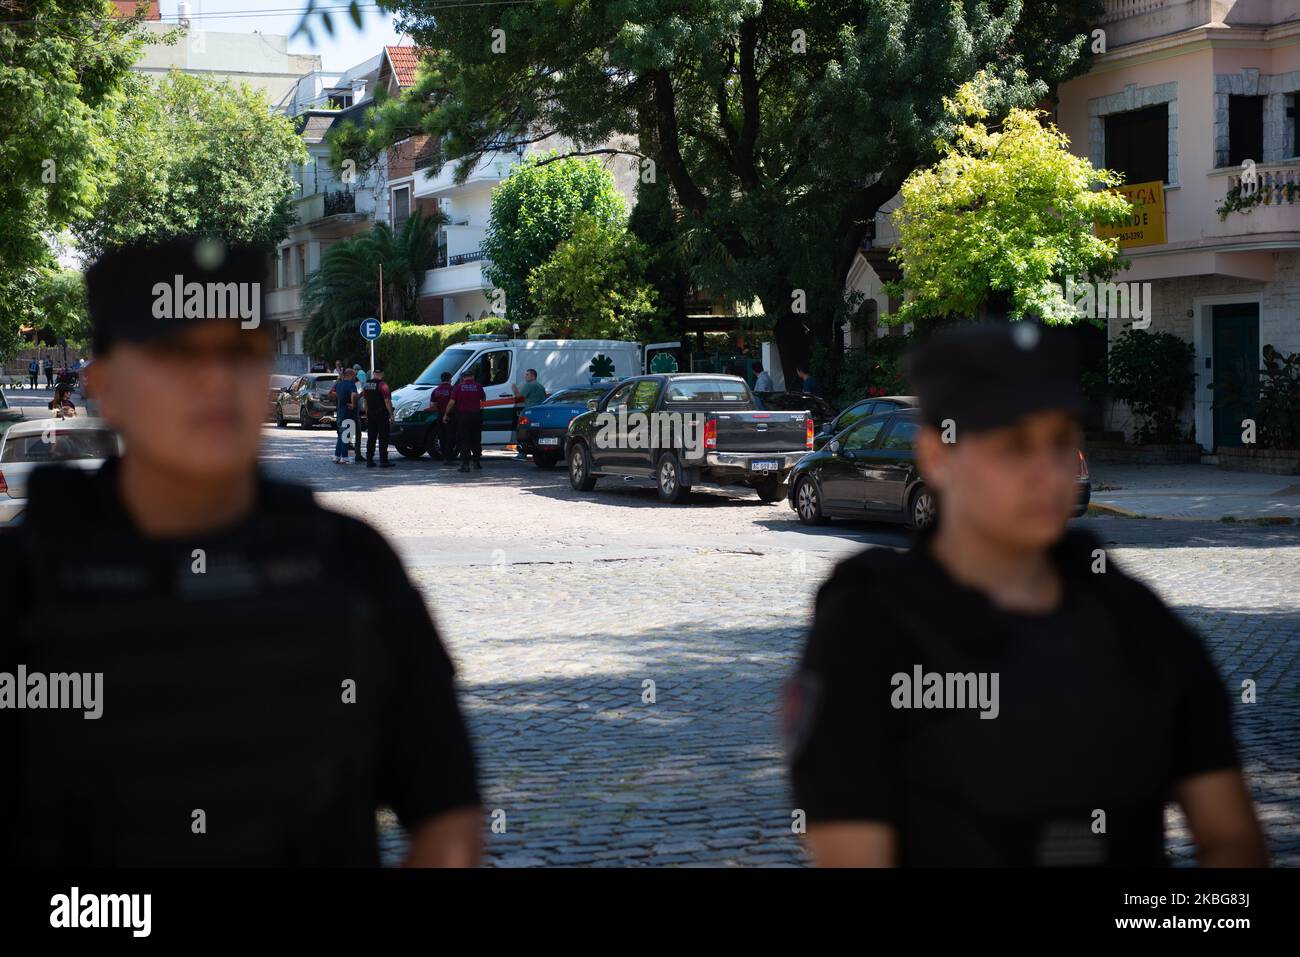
xmin=333 ymin=0 xmax=1103 ymax=373
xmin=73 ymin=71 xmax=308 ymax=260
xmin=481 ymin=154 xmax=627 ymax=328
xmin=0 ymin=0 xmax=149 ymax=356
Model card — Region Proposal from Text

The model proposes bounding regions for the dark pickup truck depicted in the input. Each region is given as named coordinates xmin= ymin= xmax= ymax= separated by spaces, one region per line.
xmin=564 ymin=373 xmax=813 ymax=503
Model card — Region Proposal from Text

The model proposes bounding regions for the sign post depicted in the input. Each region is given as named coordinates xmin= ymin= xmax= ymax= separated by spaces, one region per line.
xmin=360 ymin=317 xmax=380 ymax=373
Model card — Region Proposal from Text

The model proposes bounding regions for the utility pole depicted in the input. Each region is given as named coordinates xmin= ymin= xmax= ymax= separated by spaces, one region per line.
xmin=376 ymin=262 xmax=383 ymax=374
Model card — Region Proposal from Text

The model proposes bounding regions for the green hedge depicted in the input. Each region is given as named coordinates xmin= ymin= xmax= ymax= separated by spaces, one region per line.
xmin=376 ymin=318 xmax=512 ymax=389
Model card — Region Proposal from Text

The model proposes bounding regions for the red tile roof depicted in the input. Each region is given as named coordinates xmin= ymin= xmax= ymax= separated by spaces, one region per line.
xmin=110 ymin=1 xmax=162 ymax=19
xmin=384 ymin=46 xmax=426 ymax=88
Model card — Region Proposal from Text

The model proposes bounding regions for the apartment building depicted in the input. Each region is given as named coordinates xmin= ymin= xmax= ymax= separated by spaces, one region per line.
xmin=263 ymin=55 xmax=388 ymax=370
xmin=119 ymin=2 xmax=322 ymax=107
xmin=1054 ymin=0 xmax=1298 ymax=450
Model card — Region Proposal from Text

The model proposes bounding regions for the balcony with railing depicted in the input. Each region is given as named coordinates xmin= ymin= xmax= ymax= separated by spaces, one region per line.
xmin=1214 ymin=162 xmax=1300 ymax=236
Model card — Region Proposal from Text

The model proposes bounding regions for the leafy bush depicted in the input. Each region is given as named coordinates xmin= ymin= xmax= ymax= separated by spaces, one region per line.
xmin=482 ymin=154 xmax=626 ymax=329
xmin=526 ymin=213 xmax=657 ymax=341
xmin=811 ymin=334 xmax=912 ymax=410
xmin=1106 ymin=330 xmax=1195 ymax=444
xmin=1257 ymin=344 xmax=1300 ymax=450
xmin=376 ymin=317 xmax=511 ymax=389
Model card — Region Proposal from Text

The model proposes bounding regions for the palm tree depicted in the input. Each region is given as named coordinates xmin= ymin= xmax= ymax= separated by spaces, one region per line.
xmin=303 ymin=208 xmax=444 ymax=361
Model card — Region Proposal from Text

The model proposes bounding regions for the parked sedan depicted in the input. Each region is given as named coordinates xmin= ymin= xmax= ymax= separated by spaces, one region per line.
xmin=811 ymin=394 xmax=918 ymax=450
xmin=274 ymin=373 xmax=338 ymax=428
xmin=516 ymin=384 xmax=617 ymax=468
xmin=0 ymin=417 xmax=123 ymax=524
xmin=267 ymin=374 xmax=296 ymax=422
xmin=788 ymin=407 xmax=1091 ymax=529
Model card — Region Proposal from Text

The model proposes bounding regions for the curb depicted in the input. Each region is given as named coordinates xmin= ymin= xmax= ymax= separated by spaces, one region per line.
xmin=1086 ymin=502 xmax=1143 ymax=519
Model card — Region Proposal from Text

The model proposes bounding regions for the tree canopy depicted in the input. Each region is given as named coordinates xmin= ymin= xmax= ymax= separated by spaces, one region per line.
xmin=527 ymin=213 xmax=659 ymax=341
xmin=885 ymin=77 xmax=1135 ymax=326
xmin=0 ymin=0 xmax=148 ymax=356
xmin=481 ymin=154 xmax=628 ymax=328
xmin=72 ymin=71 xmax=308 ymax=261
xmin=333 ymin=0 xmax=1104 ymax=373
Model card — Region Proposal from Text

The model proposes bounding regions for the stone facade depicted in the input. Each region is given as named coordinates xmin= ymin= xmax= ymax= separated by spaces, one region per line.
xmin=1213 ymin=69 xmax=1300 ymax=167
xmin=1088 ymin=81 xmax=1180 ymax=185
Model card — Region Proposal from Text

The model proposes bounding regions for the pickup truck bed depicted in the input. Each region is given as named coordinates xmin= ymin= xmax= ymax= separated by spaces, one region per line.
xmin=564 ymin=373 xmax=813 ymax=503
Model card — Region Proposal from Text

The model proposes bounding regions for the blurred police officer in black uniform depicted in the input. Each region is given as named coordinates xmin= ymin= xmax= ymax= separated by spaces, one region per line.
xmin=0 ymin=237 xmax=482 ymax=866
xmin=787 ymin=323 xmax=1267 ymax=867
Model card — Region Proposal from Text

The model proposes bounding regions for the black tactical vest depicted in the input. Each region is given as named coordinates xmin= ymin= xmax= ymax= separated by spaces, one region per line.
xmin=10 ymin=464 xmax=390 ymax=866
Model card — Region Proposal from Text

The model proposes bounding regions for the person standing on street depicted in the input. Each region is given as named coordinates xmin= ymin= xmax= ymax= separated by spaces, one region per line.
xmin=27 ymin=357 xmax=38 ymax=390
xmin=333 ymin=367 xmax=358 ymax=465
xmin=511 ymin=368 xmax=546 ymax=460
xmin=795 ymin=367 xmax=817 ymax=395
xmin=445 ymin=369 xmax=485 ymax=473
xmin=0 ymin=236 xmax=482 ymax=867
xmin=431 ymin=371 xmax=455 ymax=465
xmin=43 ymin=355 xmax=54 ymax=389
xmin=753 ymin=362 xmax=774 ymax=393
xmin=364 ymin=366 xmax=395 ymax=468
xmin=787 ymin=323 xmax=1267 ymax=868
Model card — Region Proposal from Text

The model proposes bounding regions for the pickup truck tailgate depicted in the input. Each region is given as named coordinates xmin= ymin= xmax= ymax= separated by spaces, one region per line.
xmin=712 ymin=411 xmax=807 ymax=452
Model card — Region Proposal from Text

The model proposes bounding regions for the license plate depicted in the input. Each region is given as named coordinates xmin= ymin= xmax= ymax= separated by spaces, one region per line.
xmin=538 ymin=437 xmax=560 ymax=446
xmin=751 ymin=459 xmax=779 ymax=472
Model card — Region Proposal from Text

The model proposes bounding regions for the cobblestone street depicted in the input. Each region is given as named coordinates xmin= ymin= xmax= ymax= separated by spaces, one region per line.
xmin=263 ymin=427 xmax=1300 ymax=867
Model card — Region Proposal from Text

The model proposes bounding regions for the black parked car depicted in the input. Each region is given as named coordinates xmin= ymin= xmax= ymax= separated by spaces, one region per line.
xmin=788 ymin=407 xmax=1092 ymax=529
xmin=811 ymin=394 xmax=918 ymax=450
xmin=274 ymin=373 xmax=338 ymax=429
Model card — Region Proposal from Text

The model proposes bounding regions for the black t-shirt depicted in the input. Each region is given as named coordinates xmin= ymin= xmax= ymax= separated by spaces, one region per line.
xmin=0 ymin=460 xmax=479 ymax=866
xmin=787 ymin=529 xmax=1238 ymax=867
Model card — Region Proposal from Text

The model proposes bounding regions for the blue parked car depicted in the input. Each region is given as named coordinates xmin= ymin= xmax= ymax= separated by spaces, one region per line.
xmin=516 ymin=381 xmax=621 ymax=468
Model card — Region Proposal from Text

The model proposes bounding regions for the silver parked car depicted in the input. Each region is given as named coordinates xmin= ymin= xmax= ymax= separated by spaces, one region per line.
xmin=0 ymin=417 xmax=123 ymax=524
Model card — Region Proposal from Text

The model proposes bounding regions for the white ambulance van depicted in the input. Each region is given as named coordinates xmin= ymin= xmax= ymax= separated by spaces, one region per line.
xmin=390 ymin=335 xmax=644 ymax=456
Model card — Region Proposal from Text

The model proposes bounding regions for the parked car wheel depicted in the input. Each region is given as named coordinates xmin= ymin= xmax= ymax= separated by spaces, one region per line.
xmin=299 ymin=407 xmax=313 ymax=429
xmin=752 ymin=478 xmax=782 ymax=503
xmin=794 ymin=476 xmax=826 ymax=525
xmin=568 ymin=441 xmax=597 ymax=491
xmin=909 ymin=485 xmax=938 ymax=530
xmin=275 ymin=406 xmax=286 ymax=428
xmin=655 ymin=451 xmax=690 ymax=504
xmin=395 ymin=443 xmax=424 ymax=459
xmin=534 ymin=452 xmax=560 ymax=469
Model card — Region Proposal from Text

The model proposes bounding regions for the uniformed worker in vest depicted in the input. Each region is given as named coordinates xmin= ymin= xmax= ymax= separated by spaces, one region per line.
xmin=445 ymin=369 xmax=486 ymax=472
xmin=0 ymin=237 xmax=482 ymax=866
xmin=787 ymin=323 xmax=1267 ymax=868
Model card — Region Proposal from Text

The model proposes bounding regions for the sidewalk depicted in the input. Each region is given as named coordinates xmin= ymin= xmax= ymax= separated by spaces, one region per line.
xmin=1088 ymin=463 xmax=1300 ymax=522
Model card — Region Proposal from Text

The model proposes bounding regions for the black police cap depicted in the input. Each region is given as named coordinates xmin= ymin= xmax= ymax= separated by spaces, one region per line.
xmin=908 ymin=322 xmax=1083 ymax=433
xmin=86 ymin=236 xmax=269 ymax=353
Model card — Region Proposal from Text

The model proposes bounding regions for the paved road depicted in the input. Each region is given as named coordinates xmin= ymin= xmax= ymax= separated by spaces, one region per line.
xmin=262 ymin=424 xmax=1300 ymax=867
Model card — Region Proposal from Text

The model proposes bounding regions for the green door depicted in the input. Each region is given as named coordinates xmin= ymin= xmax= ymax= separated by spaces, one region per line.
xmin=1211 ymin=304 xmax=1259 ymax=449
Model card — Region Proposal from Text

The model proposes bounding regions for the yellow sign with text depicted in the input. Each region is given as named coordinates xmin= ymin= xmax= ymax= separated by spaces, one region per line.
xmin=1096 ymin=180 xmax=1166 ymax=248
